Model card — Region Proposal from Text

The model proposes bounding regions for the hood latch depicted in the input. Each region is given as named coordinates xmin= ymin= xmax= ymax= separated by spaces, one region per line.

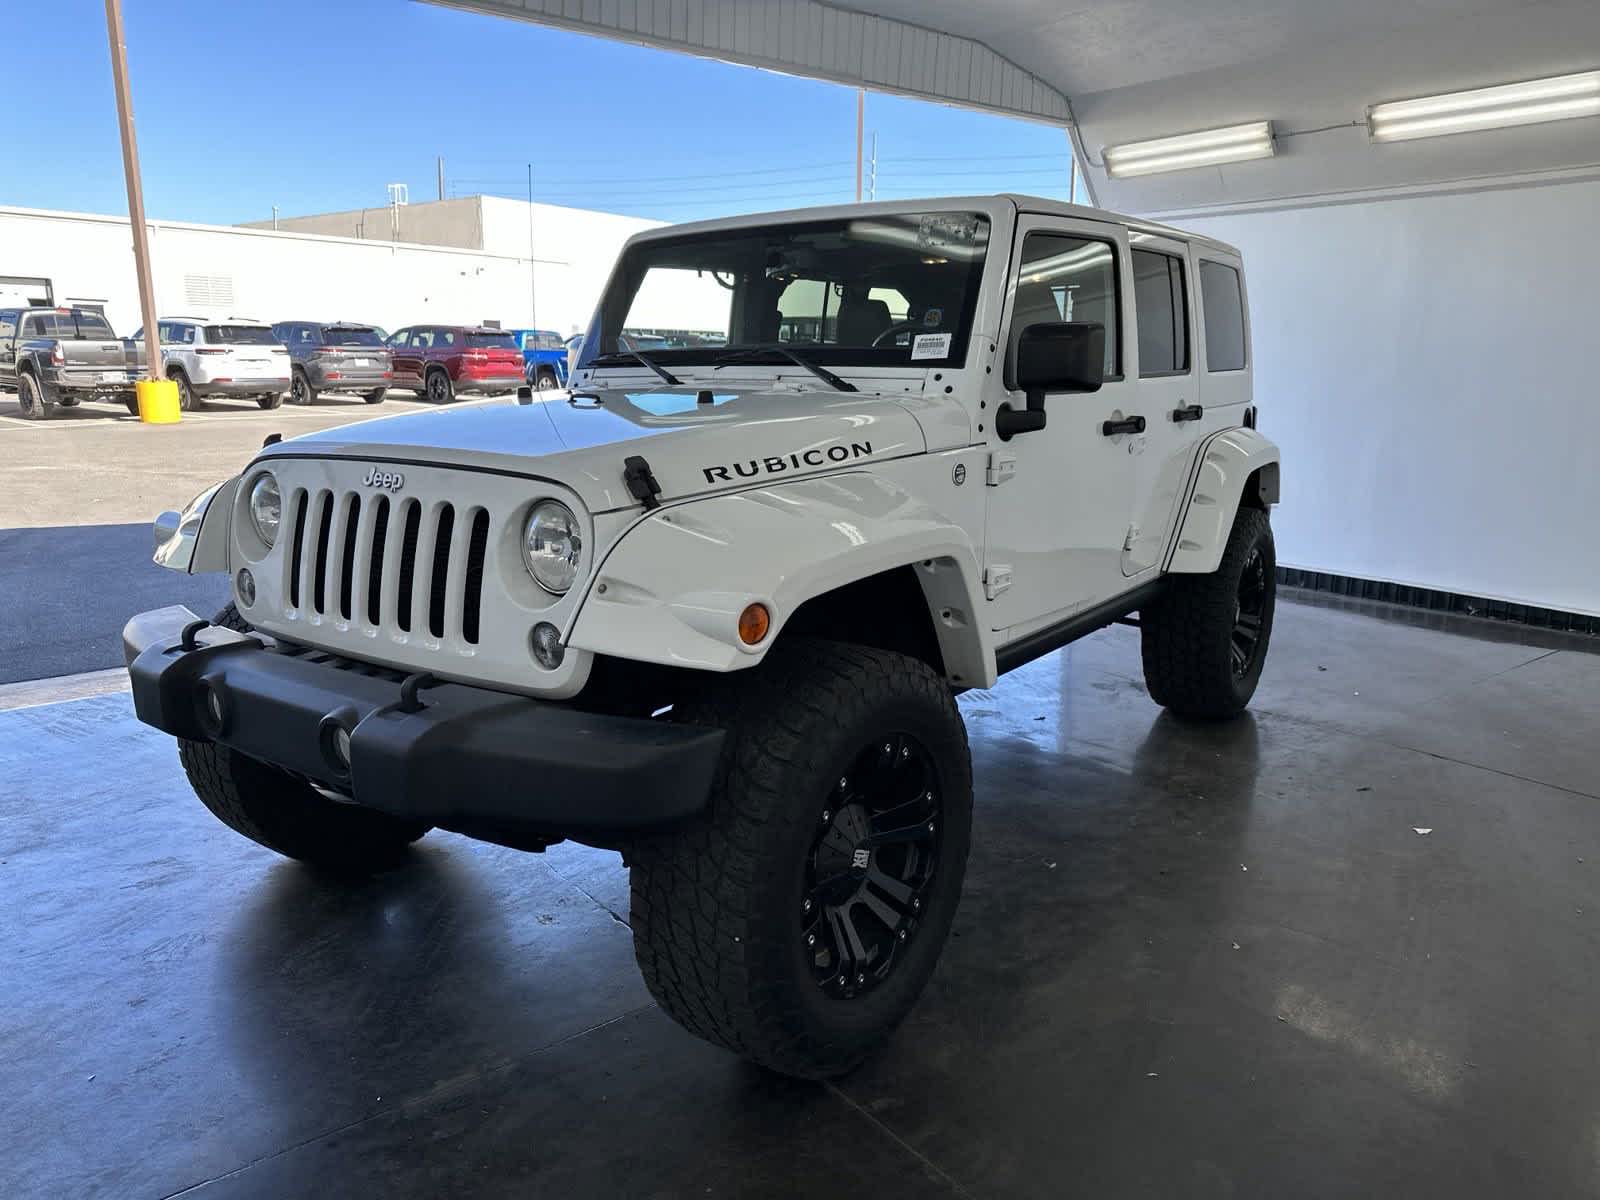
xmin=622 ymin=455 xmax=662 ymax=510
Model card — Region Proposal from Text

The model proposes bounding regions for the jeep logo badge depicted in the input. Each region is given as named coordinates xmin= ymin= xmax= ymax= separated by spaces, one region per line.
xmin=362 ymin=467 xmax=405 ymax=492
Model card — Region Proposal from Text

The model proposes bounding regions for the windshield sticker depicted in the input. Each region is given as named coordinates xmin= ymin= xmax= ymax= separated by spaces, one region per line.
xmin=702 ymin=441 xmax=872 ymax=484
xmin=911 ymin=333 xmax=952 ymax=361
xmin=922 ymin=307 xmax=943 ymax=327
xmin=916 ymin=213 xmax=983 ymax=251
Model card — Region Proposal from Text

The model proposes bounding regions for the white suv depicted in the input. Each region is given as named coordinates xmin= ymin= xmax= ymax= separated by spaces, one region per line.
xmin=130 ymin=317 xmax=290 ymax=410
xmin=125 ymin=196 xmax=1279 ymax=1079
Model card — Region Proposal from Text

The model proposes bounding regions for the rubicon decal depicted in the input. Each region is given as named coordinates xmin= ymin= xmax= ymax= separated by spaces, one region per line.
xmin=702 ymin=442 xmax=872 ymax=484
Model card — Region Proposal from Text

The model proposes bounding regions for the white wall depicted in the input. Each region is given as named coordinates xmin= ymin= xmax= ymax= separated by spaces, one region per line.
xmin=1175 ymin=172 xmax=1600 ymax=617
xmin=0 ymin=205 xmax=634 ymax=338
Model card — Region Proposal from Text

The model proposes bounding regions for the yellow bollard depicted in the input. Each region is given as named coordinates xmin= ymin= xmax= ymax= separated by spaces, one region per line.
xmin=136 ymin=378 xmax=181 ymax=424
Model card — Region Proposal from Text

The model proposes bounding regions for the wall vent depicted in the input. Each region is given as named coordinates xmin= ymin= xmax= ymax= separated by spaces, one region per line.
xmin=182 ymin=274 xmax=235 ymax=309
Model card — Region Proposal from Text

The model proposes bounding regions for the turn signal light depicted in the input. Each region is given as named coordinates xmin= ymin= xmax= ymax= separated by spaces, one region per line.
xmin=738 ymin=603 xmax=771 ymax=646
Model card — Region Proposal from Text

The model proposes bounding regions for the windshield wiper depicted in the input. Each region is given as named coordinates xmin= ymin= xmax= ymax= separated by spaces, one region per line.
xmin=592 ymin=349 xmax=681 ymax=386
xmin=712 ymin=345 xmax=857 ymax=393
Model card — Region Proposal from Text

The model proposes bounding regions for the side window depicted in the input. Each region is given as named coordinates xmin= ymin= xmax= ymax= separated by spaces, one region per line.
xmin=0 ymin=311 xmax=17 ymax=341
xmin=1199 ymin=260 xmax=1246 ymax=372
xmin=437 ymin=329 xmax=458 ymax=348
xmin=413 ymin=329 xmax=434 ymax=349
xmin=1132 ymin=249 xmax=1189 ymax=375
xmin=22 ymin=313 xmax=52 ymax=337
xmin=1012 ymin=232 xmax=1119 ymax=379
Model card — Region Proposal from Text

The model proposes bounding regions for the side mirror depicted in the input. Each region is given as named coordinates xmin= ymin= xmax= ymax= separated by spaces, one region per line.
xmin=997 ymin=321 xmax=1106 ymax=440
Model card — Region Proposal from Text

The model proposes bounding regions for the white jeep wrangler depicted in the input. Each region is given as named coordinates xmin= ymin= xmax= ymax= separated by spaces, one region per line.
xmin=125 ymin=196 xmax=1279 ymax=1079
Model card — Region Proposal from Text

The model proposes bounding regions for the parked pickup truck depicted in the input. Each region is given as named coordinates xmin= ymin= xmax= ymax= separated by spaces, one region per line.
xmin=0 ymin=306 xmax=143 ymax=419
xmin=509 ymin=329 xmax=570 ymax=391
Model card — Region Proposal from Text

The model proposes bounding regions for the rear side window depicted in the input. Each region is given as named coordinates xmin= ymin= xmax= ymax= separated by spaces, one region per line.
xmin=1011 ymin=232 xmax=1120 ymax=379
xmin=1132 ymin=249 xmax=1189 ymax=375
xmin=1199 ymin=260 xmax=1246 ymax=372
xmin=205 ymin=325 xmax=277 ymax=345
xmin=0 ymin=311 xmax=17 ymax=340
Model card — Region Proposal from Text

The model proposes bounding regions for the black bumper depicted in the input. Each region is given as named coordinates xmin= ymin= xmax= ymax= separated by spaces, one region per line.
xmin=122 ymin=606 xmax=724 ymax=839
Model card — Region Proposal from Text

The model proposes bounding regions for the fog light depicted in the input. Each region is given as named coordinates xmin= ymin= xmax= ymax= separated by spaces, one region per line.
xmin=196 ymin=682 xmax=226 ymax=736
xmin=236 ymin=567 xmax=256 ymax=608
xmin=332 ymin=725 xmax=352 ymax=770
xmin=530 ymin=622 xmax=565 ymax=670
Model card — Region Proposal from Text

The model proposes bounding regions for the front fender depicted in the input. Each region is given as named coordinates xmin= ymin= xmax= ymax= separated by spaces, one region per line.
xmin=567 ymin=472 xmax=995 ymax=688
xmin=1167 ymin=427 xmax=1280 ymax=574
xmin=153 ymin=477 xmax=238 ymax=574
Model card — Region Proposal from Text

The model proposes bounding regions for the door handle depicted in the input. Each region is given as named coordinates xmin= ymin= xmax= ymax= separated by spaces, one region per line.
xmin=1171 ymin=404 xmax=1204 ymax=422
xmin=1101 ymin=415 xmax=1146 ymax=436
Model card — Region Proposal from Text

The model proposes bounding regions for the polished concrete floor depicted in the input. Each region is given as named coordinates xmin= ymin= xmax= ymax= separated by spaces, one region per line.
xmin=5 ymin=594 xmax=1599 ymax=1199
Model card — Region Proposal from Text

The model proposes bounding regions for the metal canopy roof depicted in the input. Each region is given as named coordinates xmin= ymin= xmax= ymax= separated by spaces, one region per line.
xmin=431 ymin=0 xmax=1600 ymax=213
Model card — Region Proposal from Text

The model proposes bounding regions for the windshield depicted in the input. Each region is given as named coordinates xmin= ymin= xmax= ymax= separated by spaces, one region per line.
xmin=467 ymin=331 xmax=517 ymax=348
xmin=205 ymin=324 xmax=277 ymax=345
xmin=583 ymin=211 xmax=990 ymax=371
xmin=324 ymin=326 xmax=383 ymax=346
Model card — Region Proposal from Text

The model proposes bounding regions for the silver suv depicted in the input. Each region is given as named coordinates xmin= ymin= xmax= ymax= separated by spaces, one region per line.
xmin=132 ymin=318 xmax=290 ymax=411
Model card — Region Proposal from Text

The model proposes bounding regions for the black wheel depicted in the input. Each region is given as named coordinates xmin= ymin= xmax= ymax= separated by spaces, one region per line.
xmin=289 ymin=370 xmax=316 ymax=406
xmin=256 ymin=391 xmax=285 ymax=410
xmin=1140 ymin=505 xmax=1276 ymax=719
xmin=630 ymin=640 xmax=972 ymax=1079
xmin=176 ymin=601 xmax=430 ymax=873
xmin=362 ymin=387 xmax=387 ymax=404
xmin=425 ymin=368 xmax=454 ymax=404
xmin=16 ymin=372 xmax=53 ymax=420
xmin=121 ymin=392 xmax=139 ymax=416
xmin=170 ymin=370 xmax=201 ymax=411
xmin=535 ymin=369 xmax=559 ymax=391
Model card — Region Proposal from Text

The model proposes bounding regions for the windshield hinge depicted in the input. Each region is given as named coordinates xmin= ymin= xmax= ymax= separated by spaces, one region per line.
xmin=986 ymin=452 xmax=1016 ymax=487
xmin=983 ymin=565 xmax=1013 ymax=600
xmin=622 ymin=455 xmax=662 ymax=510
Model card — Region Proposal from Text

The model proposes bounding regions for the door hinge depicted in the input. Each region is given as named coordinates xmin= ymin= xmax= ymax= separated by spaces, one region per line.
xmin=985 ymin=452 xmax=1016 ymax=487
xmin=1122 ymin=525 xmax=1140 ymax=553
xmin=983 ymin=564 xmax=1013 ymax=600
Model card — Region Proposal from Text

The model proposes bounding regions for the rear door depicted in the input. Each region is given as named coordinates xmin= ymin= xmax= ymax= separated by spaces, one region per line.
xmin=1194 ymin=254 xmax=1251 ymax=416
xmin=1121 ymin=235 xmax=1205 ymax=576
xmin=0 ymin=310 xmax=18 ymax=386
xmin=389 ymin=328 xmax=420 ymax=385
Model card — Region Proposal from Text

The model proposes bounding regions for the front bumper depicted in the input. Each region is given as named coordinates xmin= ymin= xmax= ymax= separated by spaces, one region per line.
xmin=123 ymin=605 xmax=724 ymax=839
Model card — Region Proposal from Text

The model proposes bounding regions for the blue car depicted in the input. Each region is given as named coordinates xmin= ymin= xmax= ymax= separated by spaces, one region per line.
xmin=509 ymin=329 xmax=570 ymax=390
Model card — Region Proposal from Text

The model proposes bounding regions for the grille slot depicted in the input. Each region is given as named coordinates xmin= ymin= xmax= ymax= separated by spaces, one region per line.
xmin=366 ymin=496 xmax=389 ymax=626
xmin=311 ymin=491 xmax=334 ymax=615
xmin=338 ymin=495 xmax=361 ymax=620
xmin=428 ymin=504 xmax=455 ymax=639
xmin=396 ymin=500 xmax=421 ymax=633
xmin=287 ymin=490 xmax=308 ymax=609
xmin=462 ymin=509 xmax=490 ymax=645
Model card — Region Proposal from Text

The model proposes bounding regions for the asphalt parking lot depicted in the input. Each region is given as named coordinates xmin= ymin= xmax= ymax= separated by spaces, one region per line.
xmin=0 ymin=388 xmax=505 ymax=682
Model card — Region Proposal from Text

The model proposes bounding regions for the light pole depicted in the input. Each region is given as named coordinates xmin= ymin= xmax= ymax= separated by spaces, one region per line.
xmin=103 ymin=0 xmax=161 ymax=389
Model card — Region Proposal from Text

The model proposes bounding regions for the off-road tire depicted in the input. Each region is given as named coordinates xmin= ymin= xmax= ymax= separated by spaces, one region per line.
xmin=17 ymin=372 xmax=53 ymax=420
xmin=535 ymin=369 xmax=559 ymax=391
xmin=177 ymin=604 xmax=427 ymax=872
xmin=425 ymin=368 xmax=454 ymax=404
xmin=256 ymin=391 xmax=285 ymax=410
xmin=289 ymin=369 xmax=316 ymax=406
xmin=1141 ymin=505 xmax=1276 ymax=719
xmin=629 ymin=640 xmax=973 ymax=1079
xmin=170 ymin=370 xmax=201 ymax=411
xmin=362 ymin=388 xmax=387 ymax=404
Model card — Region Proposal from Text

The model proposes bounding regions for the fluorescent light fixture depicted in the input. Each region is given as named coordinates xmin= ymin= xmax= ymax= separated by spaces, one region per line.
xmin=1103 ymin=121 xmax=1275 ymax=178
xmin=1369 ymin=70 xmax=1600 ymax=142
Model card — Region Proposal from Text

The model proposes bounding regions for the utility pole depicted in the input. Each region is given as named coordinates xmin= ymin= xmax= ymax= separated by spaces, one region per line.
xmin=103 ymin=0 xmax=159 ymax=381
xmin=855 ymin=89 xmax=865 ymax=202
xmin=526 ymin=163 xmax=537 ymax=326
xmin=437 ymin=156 xmax=445 ymax=202
xmin=271 ymin=204 xmax=279 ymax=230
xmin=869 ymin=132 xmax=878 ymax=201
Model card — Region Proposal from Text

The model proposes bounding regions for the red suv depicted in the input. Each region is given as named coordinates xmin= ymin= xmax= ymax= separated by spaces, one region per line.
xmin=386 ymin=325 xmax=526 ymax=403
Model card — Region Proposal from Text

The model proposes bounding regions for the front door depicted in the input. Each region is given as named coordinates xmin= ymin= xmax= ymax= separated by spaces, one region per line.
xmin=388 ymin=328 xmax=419 ymax=387
xmin=982 ymin=215 xmax=1142 ymax=637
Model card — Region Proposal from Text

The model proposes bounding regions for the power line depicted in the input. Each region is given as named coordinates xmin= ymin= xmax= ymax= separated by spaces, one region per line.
xmin=451 ymin=160 xmax=854 ymax=188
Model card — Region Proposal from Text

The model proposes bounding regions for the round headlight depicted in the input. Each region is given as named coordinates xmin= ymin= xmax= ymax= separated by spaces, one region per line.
xmin=522 ymin=500 xmax=582 ymax=594
xmin=248 ymin=474 xmax=281 ymax=547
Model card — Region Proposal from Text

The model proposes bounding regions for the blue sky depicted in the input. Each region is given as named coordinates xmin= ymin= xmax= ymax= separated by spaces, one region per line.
xmin=7 ymin=0 xmax=1080 ymax=227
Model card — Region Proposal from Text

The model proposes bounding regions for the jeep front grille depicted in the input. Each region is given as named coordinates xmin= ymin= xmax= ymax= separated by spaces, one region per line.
xmin=283 ymin=487 xmax=490 ymax=646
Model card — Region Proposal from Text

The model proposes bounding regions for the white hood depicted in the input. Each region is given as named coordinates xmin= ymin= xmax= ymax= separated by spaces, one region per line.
xmin=261 ymin=386 xmax=962 ymax=513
